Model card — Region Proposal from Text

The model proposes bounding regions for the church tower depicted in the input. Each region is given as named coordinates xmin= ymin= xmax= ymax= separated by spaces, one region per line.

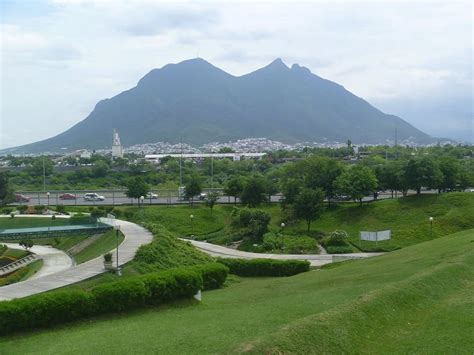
xmin=112 ymin=128 xmax=124 ymax=159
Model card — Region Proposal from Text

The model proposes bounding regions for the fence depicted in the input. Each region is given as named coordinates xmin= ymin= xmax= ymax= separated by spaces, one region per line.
xmin=360 ymin=230 xmax=391 ymax=242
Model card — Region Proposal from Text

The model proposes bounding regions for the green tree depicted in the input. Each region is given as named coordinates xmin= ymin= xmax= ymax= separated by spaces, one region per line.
xmin=240 ymin=175 xmax=267 ymax=207
xmin=91 ymin=161 xmax=109 ymax=178
xmin=232 ymin=208 xmax=271 ymax=242
xmin=0 ymin=172 xmax=13 ymax=205
xmin=293 ymin=188 xmax=325 ymax=231
xmin=19 ymin=239 xmax=34 ymax=250
xmin=185 ymin=175 xmax=202 ymax=205
xmin=438 ymin=156 xmax=462 ymax=192
xmin=404 ymin=156 xmax=444 ymax=194
xmin=125 ymin=176 xmax=149 ymax=205
xmin=335 ymin=165 xmax=378 ymax=206
xmin=224 ymin=177 xmax=244 ymax=204
xmin=27 ymin=157 xmax=53 ymax=176
xmin=205 ymin=191 xmax=220 ymax=215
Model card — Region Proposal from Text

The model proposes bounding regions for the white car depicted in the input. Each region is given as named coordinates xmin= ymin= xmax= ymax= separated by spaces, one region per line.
xmin=146 ymin=192 xmax=158 ymax=199
xmin=83 ymin=193 xmax=105 ymax=201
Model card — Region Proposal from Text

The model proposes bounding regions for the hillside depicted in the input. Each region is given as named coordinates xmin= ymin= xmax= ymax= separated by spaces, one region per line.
xmin=7 ymin=58 xmax=433 ymax=153
xmin=1 ymin=228 xmax=472 ymax=353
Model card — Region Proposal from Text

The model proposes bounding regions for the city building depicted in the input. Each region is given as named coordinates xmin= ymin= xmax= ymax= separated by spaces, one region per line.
xmin=112 ymin=129 xmax=124 ymax=159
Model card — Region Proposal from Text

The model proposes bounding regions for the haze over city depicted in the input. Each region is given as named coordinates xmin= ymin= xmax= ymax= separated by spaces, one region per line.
xmin=1 ymin=0 xmax=472 ymax=149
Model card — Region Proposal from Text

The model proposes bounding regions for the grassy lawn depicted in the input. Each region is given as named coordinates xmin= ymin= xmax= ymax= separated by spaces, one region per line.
xmin=0 ymin=217 xmax=70 ymax=229
xmin=120 ymin=192 xmax=474 ymax=252
xmin=1 ymin=229 xmax=472 ymax=353
xmin=74 ymin=230 xmax=124 ymax=264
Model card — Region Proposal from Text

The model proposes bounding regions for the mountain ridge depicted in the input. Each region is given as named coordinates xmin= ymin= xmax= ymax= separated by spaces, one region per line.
xmin=4 ymin=58 xmax=434 ymax=153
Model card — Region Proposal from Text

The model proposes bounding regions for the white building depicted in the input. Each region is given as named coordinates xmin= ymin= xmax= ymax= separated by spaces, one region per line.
xmin=112 ymin=129 xmax=124 ymax=159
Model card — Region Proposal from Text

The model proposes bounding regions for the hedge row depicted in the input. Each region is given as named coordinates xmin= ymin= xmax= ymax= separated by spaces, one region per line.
xmin=0 ymin=263 xmax=228 ymax=335
xmin=216 ymin=258 xmax=310 ymax=277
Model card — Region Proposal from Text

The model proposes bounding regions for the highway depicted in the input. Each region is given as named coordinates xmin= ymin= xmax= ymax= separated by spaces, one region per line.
xmin=11 ymin=190 xmax=408 ymax=207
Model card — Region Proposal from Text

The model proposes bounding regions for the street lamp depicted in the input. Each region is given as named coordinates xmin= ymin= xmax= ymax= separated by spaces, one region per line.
xmin=46 ymin=192 xmax=50 ymax=206
xmin=114 ymin=224 xmax=121 ymax=276
xmin=190 ymin=214 xmax=194 ymax=236
xmin=280 ymin=222 xmax=285 ymax=250
xmin=139 ymin=195 xmax=144 ymax=209
xmin=429 ymin=216 xmax=433 ymax=237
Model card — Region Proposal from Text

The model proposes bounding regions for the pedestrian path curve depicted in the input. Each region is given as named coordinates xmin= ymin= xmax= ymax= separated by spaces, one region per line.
xmin=0 ymin=220 xmax=153 ymax=301
xmin=183 ymin=239 xmax=384 ymax=267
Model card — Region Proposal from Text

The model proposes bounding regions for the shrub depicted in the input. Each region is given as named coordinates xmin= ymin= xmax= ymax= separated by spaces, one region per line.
xmin=17 ymin=205 xmax=28 ymax=214
xmin=328 ymin=230 xmax=349 ymax=244
xmin=1 ymin=207 xmax=13 ymax=215
xmin=192 ymin=263 xmax=229 ymax=290
xmin=216 ymin=258 xmax=310 ymax=277
xmin=92 ymin=278 xmax=149 ymax=313
xmin=34 ymin=205 xmax=45 ymax=214
xmin=0 ymin=290 xmax=94 ymax=334
xmin=326 ymin=245 xmax=353 ymax=254
xmin=0 ymin=263 xmax=226 ymax=335
xmin=55 ymin=205 xmax=66 ymax=214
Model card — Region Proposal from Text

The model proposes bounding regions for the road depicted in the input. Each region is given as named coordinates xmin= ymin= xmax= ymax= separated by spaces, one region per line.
xmin=12 ymin=190 xmax=410 ymax=207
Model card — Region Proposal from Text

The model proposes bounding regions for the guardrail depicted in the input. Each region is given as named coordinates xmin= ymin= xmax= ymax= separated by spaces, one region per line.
xmin=0 ymin=254 xmax=42 ymax=277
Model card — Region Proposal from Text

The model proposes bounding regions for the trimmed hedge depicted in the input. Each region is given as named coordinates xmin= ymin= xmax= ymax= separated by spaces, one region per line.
xmin=216 ymin=258 xmax=310 ymax=277
xmin=0 ymin=263 xmax=227 ymax=335
xmin=193 ymin=263 xmax=229 ymax=290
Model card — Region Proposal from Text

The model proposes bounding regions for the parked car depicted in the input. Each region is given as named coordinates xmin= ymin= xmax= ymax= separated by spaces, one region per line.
xmin=59 ymin=193 xmax=77 ymax=200
xmin=198 ymin=193 xmax=207 ymax=200
xmin=15 ymin=194 xmax=30 ymax=202
xmin=145 ymin=192 xmax=158 ymax=199
xmin=83 ymin=193 xmax=105 ymax=201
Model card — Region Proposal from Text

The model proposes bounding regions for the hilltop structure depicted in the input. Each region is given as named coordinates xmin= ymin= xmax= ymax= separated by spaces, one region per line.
xmin=112 ymin=129 xmax=123 ymax=159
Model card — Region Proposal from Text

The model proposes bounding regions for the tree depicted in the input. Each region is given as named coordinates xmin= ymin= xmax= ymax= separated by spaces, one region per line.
xmin=27 ymin=157 xmax=53 ymax=176
xmin=224 ymin=177 xmax=244 ymax=204
xmin=218 ymin=147 xmax=235 ymax=153
xmin=404 ymin=156 xmax=444 ymax=194
xmin=0 ymin=172 xmax=13 ymax=205
xmin=125 ymin=176 xmax=149 ymax=204
xmin=240 ymin=175 xmax=267 ymax=207
xmin=91 ymin=161 xmax=109 ymax=178
xmin=185 ymin=175 xmax=202 ymax=205
xmin=293 ymin=188 xmax=325 ymax=231
xmin=205 ymin=191 xmax=220 ymax=215
xmin=232 ymin=208 xmax=271 ymax=242
xmin=334 ymin=165 xmax=378 ymax=206
xmin=20 ymin=240 xmax=34 ymax=251
xmin=438 ymin=156 xmax=463 ymax=192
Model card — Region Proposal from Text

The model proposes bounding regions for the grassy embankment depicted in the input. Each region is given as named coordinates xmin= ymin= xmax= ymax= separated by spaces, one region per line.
xmin=116 ymin=192 xmax=474 ymax=252
xmin=1 ymin=228 xmax=472 ymax=353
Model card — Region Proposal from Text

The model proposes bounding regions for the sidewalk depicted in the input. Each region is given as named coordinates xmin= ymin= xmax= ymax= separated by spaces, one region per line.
xmin=0 ymin=220 xmax=153 ymax=301
xmin=183 ymin=239 xmax=384 ymax=267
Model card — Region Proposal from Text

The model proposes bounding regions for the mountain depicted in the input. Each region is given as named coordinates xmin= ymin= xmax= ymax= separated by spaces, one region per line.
xmin=7 ymin=58 xmax=434 ymax=153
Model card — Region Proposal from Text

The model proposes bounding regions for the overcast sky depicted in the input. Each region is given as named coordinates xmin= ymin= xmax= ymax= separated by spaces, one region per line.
xmin=1 ymin=0 xmax=472 ymax=149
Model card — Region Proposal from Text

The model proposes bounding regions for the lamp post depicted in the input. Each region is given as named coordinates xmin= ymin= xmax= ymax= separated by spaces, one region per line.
xmin=280 ymin=222 xmax=285 ymax=250
xmin=46 ymin=192 xmax=50 ymax=206
xmin=114 ymin=224 xmax=121 ymax=276
xmin=190 ymin=214 xmax=194 ymax=236
xmin=429 ymin=216 xmax=433 ymax=237
xmin=139 ymin=195 xmax=144 ymax=209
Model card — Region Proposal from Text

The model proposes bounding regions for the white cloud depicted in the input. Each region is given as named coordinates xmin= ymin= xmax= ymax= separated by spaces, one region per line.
xmin=1 ymin=1 xmax=472 ymax=148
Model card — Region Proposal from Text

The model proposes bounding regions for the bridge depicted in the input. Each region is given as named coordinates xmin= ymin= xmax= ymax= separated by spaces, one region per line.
xmin=0 ymin=223 xmax=112 ymax=241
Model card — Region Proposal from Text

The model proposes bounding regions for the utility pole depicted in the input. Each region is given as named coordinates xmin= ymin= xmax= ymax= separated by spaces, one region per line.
xmin=42 ymin=156 xmax=46 ymax=192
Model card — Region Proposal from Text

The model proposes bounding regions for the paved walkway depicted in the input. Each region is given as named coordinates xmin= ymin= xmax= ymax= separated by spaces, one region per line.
xmin=2 ymin=243 xmax=73 ymax=280
xmin=0 ymin=220 xmax=153 ymax=301
xmin=184 ymin=239 xmax=384 ymax=267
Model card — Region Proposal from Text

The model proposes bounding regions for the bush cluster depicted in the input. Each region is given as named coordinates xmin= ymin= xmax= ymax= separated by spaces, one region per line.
xmin=216 ymin=258 xmax=310 ymax=277
xmin=1 ymin=207 xmax=13 ymax=215
xmin=68 ymin=213 xmax=96 ymax=225
xmin=321 ymin=230 xmax=352 ymax=254
xmin=0 ymin=263 xmax=227 ymax=335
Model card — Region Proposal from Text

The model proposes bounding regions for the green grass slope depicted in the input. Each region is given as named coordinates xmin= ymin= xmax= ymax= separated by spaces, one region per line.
xmin=125 ymin=193 xmax=474 ymax=251
xmin=1 ymin=229 xmax=472 ymax=353
xmin=0 ymin=217 xmax=70 ymax=229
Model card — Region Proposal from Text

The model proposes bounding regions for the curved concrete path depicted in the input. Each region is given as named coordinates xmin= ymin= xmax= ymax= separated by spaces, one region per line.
xmin=0 ymin=220 xmax=153 ymax=301
xmin=184 ymin=239 xmax=384 ymax=267
xmin=1 ymin=243 xmax=73 ymax=280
